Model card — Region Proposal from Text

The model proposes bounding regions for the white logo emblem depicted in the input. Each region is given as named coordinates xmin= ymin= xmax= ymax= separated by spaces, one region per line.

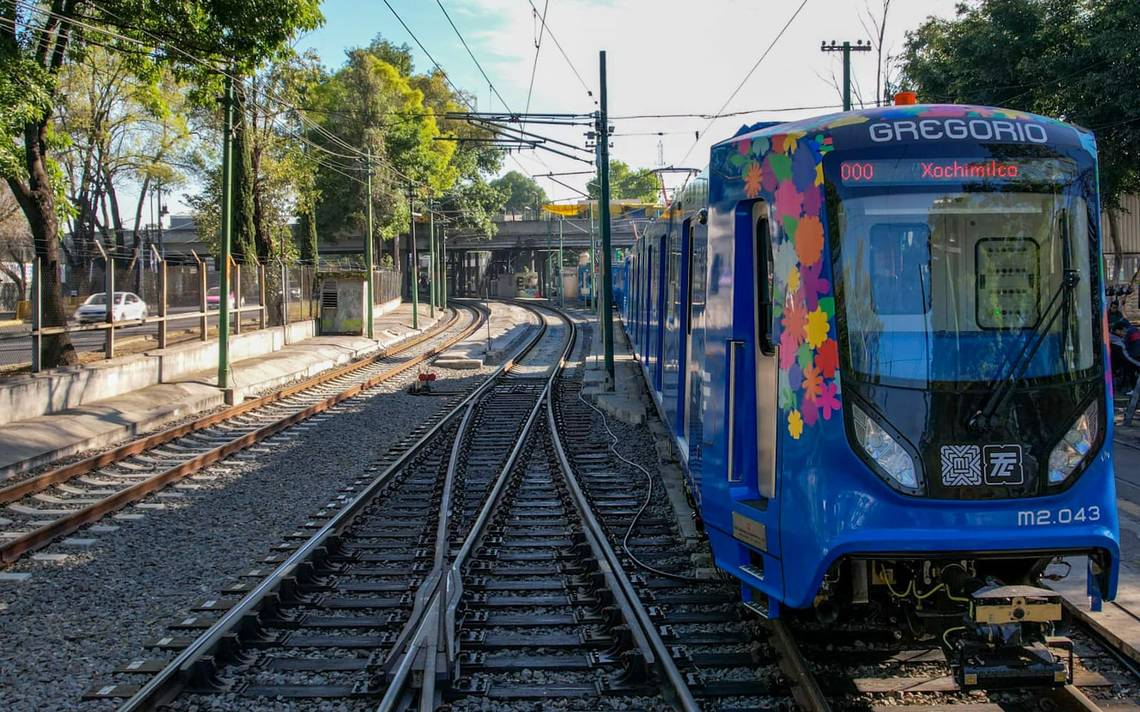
xmin=983 ymin=445 xmax=1024 ymax=485
xmin=940 ymin=445 xmax=982 ymax=486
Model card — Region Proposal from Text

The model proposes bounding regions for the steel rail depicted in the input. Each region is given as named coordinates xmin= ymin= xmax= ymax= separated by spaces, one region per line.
xmin=117 ymin=301 xmax=549 ymax=712
xmin=0 ymin=307 xmax=481 ymax=565
xmin=768 ymin=619 xmax=832 ymax=712
xmin=377 ymin=304 xmax=574 ymax=712
xmin=0 ymin=306 xmax=465 ymax=502
xmin=544 ymin=361 xmax=702 ymax=712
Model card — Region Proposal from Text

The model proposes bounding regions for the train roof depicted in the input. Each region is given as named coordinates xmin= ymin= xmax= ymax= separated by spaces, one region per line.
xmin=717 ymin=103 xmax=1094 ymax=154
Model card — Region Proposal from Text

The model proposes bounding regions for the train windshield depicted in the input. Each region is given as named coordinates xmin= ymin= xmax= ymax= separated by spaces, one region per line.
xmin=836 ymin=186 xmax=1095 ymax=388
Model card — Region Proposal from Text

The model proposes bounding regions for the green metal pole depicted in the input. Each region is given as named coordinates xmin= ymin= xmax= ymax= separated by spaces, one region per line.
xmin=428 ymin=197 xmax=436 ymax=318
xmin=441 ymin=230 xmax=448 ymax=311
xmin=218 ymin=70 xmax=234 ymax=390
xmin=365 ymin=150 xmax=375 ymax=339
xmin=842 ymin=41 xmax=852 ymax=111
xmin=589 ymin=203 xmax=596 ymax=312
xmin=559 ymin=218 xmax=564 ymax=309
xmin=545 ymin=218 xmax=551 ymax=300
xmin=408 ymin=184 xmax=419 ymax=329
xmin=597 ymin=50 xmax=616 ymax=387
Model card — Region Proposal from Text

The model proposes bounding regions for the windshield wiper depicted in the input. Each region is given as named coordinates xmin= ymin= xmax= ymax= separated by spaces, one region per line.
xmin=969 ymin=210 xmax=1077 ymax=433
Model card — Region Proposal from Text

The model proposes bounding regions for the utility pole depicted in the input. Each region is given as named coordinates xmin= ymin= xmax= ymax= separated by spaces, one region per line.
xmin=428 ymin=195 xmax=436 ymax=319
xmin=365 ymin=150 xmax=375 ymax=339
xmin=218 ymin=69 xmax=235 ymax=391
xmin=596 ymin=50 xmax=615 ymax=388
xmin=821 ymin=40 xmax=872 ymax=111
xmin=408 ymin=184 xmax=419 ymax=329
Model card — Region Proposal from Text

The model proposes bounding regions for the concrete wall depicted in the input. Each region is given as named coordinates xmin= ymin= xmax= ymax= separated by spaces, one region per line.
xmin=0 ymin=319 xmax=317 ymax=427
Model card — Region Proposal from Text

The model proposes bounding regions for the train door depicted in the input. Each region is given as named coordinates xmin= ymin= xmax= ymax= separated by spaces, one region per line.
xmin=675 ymin=217 xmax=694 ymax=441
xmin=654 ymin=233 xmax=668 ymax=392
xmin=751 ymin=203 xmax=778 ymax=501
xmin=642 ymin=242 xmax=653 ymax=365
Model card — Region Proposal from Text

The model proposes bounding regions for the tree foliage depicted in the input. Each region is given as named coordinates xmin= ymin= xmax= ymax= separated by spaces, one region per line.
xmin=0 ymin=0 xmax=322 ymax=367
xmin=898 ymin=0 xmax=1140 ymax=209
xmin=491 ymin=171 xmax=546 ymax=213
xmin=588 ymin=160 xmax=660 ymax=203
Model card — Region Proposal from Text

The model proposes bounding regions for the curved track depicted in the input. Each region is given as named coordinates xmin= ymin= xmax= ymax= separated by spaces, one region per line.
xmin=0 ymin=305 xmax=483 ymax=565
xmin=102 ymin=301 xmax=564 ymax=710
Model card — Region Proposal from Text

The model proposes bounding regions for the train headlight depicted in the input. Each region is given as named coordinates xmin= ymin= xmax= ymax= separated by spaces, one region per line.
xmin=1048 ymin=401 xmax=1099 ymax=485
xmin=852 ymin=403 xmax=917 ymax=489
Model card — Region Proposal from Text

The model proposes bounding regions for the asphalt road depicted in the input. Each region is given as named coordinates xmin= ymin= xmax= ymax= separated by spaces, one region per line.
xmin=0 ymin=306 xmax=254 ymax=366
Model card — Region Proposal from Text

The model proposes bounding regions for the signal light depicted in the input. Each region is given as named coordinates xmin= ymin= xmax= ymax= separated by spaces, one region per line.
xmin=894 ymin=91 xmax=918 ymax=106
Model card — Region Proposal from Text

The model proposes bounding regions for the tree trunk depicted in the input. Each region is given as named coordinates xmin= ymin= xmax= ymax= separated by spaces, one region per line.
xmin=7 ymin=125 xmax=78 ymax=366
xmin=103 ymin=164 xmax=126 ymax=251
xmin=1109 ymin=208 xmax=1124 ymax=284
xmin=231 ymin=80 xmax=257 ymax=264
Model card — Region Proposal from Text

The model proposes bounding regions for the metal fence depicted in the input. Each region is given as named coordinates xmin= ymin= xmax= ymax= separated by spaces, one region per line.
xmin=23 ymin=252 xmax=325 ymax=373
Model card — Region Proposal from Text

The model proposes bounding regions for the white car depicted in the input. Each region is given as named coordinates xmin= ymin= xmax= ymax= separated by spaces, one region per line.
xmin=74 ymin=292 xmax=148 ymax=323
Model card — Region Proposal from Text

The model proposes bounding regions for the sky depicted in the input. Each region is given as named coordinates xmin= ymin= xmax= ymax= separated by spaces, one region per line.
xmin=292 ymin=0 xmax=962 ymax=203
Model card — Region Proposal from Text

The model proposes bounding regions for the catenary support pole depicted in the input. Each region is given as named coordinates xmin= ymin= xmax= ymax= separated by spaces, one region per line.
xmin=365 ymin=150 xmax=375 ymax=339
xmin=409 ymin=184 xmax=419 ymax=329
xmin=428 ymin=196 xmax=436 ymax=318
xmin=597 ymin=50 xmax=616 ymax=388
xmin=559 ymin=217 xmax=564 ymax=309
xmin=217 ymin=70 xmax=234 ymax=389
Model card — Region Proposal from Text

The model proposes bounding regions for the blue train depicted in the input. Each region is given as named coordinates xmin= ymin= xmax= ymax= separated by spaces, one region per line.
xmin=622 ymin=101 xmax=1119 ymax=687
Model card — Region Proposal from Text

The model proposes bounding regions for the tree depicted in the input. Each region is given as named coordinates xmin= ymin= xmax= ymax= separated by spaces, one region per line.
xmin=55 ymin=47 xmax=193 ymax=291
xmin=312 ymin=36 xmax=462 ymax=267
xmin=0 ymin=184 xmax=32 ymax=299
xmin=0 ymin=0 xmax=322 ymax=367
xmin=491 ymin=171 xmax=546 ymax=213
xmin=588 ymin=160 xmax=660 ymax=203
xmin=898 ymin=0 xmax=1140 ymax=277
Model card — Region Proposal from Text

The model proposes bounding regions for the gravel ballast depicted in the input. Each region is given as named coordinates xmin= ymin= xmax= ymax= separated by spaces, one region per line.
xmin=0 ymin=306 xmax=532 ymax=712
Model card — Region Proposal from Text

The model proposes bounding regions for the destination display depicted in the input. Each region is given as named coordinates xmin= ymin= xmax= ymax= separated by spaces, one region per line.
xmin=838 ymin=157 xmax=1076 ymax=186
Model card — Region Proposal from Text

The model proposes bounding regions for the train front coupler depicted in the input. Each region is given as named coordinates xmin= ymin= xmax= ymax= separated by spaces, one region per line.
xmin=948 ymin=580 xmax=1071 ymax=689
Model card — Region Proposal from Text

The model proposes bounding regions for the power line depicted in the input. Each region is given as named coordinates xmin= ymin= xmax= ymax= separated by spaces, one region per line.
xmin=434 ymin=0 xmax=514 ymax=113
xmin=380 ymin=0 xmax=475 ymax=112
xmin=522 ymin=0 xmax=550 ymax=130
xmin=677 ymin=0 xmax=810 ymax=166
xmin=524 ymin=0 xmax=594 ymax=104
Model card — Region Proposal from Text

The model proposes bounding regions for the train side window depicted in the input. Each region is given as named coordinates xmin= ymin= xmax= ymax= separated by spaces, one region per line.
xmin=754 ymin=211 xmax=775 ymax=355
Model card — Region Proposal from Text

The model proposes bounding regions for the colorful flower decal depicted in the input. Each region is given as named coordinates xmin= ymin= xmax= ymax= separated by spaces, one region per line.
xmin=816 ymin=339 xmax=839 ymax=379
xmin=781 ymin=300 xmax=807 ymax=350
xmin=801 ymin=364 xmax=823 ymax=402
xmin=801 ymin=396 xmax=820 ymax=427
xmin=775 ymin=182 xmax=802 ymax=224
xmin=721 ymin=114 xmax=843 ymax=440
xmin=818 ymin=381 xmax=841 ymax=420
xmin=761 ymin=160 xmax=779 ymax=193
xmin=799 ymin=261 xmax=830 ymax=311
xmin=794 ymin=216 xmax=824 ymax=267
xmin=805 ymin=307 xmax=831 ymax=349
xmin=788 ymin=409 xmax=804 ymax=440
xmin=744 ymin=162 xmax=763 ymax=198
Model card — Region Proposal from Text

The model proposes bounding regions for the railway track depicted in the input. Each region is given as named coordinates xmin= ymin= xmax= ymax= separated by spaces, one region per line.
xmin=80 ymin=304 xmax=1140 ymax=711
xmin=91 ymin=302 xmax=566 ymax=709
xmin=0 ymin=305 xmax=486 ymax=566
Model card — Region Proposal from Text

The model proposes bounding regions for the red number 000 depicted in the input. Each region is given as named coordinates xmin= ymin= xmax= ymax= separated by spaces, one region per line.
xmin=841 ymin=162 xmax=874 ymax=181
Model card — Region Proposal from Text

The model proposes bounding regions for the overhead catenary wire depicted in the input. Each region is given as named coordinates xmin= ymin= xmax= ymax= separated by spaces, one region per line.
xmin=434 ymin=0 xmax=514 ymax=114
xmin=524 ymin=0 xmax=594 ymax=103
xmin=522 ymin=0 xmax=551 ymax=131
xmin=677 ymin=0 xmax=811 ymax=168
